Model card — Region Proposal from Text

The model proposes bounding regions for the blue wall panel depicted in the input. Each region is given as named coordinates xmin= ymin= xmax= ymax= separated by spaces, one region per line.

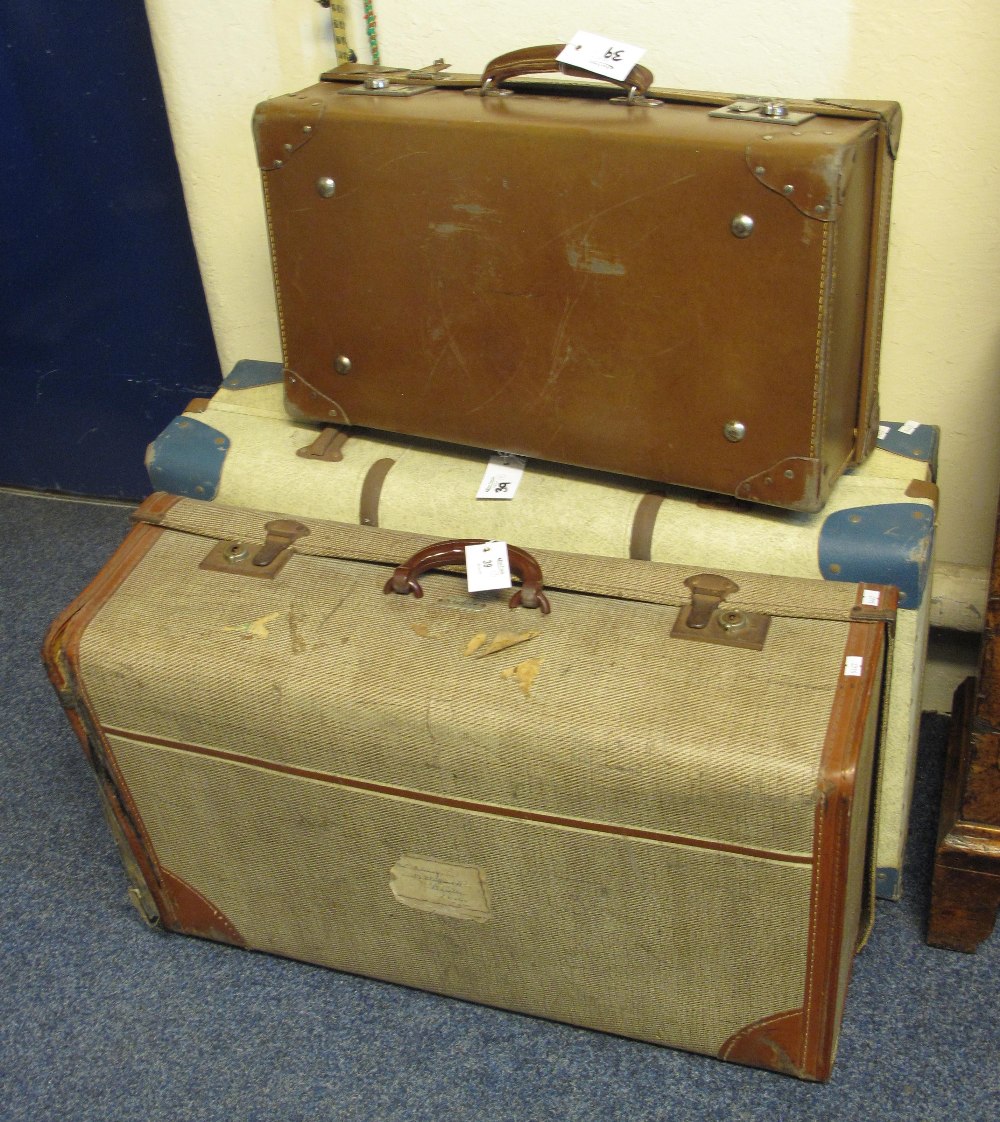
xmin=0 ymin=3 xmax=221 ymax=499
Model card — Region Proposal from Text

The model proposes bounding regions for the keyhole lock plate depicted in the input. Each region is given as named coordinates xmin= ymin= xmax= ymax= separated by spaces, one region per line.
xmin=200 ymin=519 xmax=311 ymax=579
xmin=671 ymin=573 xmax=772 ymax=650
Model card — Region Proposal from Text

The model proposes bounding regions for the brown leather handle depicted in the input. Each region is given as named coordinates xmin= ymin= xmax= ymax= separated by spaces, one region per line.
xmin=480 ymin=44 xmax=653 ymax=98
xmin=383 ymin=539 xmax=551 ymax=614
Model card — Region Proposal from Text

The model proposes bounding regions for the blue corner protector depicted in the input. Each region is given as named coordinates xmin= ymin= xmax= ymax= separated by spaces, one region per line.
xmin=876 ymin=867 xmax=900 ymax=901
xmin=876 ymin=421 xmax=940 ymax=472
xmin=222 ymin=358 xmax=284 ymax=390
xmin=146 ymin=416 xmax=229 ymax=500
xmin=818 ymin=502 xmax=934 ymax=608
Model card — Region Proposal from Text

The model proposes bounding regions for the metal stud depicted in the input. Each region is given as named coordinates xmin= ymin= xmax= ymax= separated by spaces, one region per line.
xmin=334 ymin=355 xmax=352 ymax=375
xmin=316 ymin=177 xmax=337 ymax=198
xmin=724 ymin=420 xmax=746 ymax=443
xmin=731 ymin=214 xmax=755 ymax=238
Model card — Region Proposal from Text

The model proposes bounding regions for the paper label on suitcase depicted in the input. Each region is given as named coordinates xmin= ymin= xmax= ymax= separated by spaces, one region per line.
xmin=389 ymin=855 xmax=491 ymax=923
xmin=558 ymin=32 xmax=646 ymax=82
xmin=465 ymin=541 xmax=513 ymax=592
xmin=476 ymin=454 xmax=526 ymax=500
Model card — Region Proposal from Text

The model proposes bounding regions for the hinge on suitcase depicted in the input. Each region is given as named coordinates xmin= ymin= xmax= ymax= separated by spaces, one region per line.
xmin=199 ymin=519 xmax=311 ymax=579
xmin=671 ymin=574 xmax=771 ymax=650
xmin=297 ymin=425 xmax=350 ymax=462
xmin=709 ymin=99 xmax=815 ymax=126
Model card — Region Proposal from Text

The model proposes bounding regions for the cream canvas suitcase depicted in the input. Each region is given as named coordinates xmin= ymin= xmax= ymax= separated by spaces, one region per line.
xmin=44 ymin=493 xmax=895 ymax=1081
xmin=146 ymin=360 xmax=937 ymax=898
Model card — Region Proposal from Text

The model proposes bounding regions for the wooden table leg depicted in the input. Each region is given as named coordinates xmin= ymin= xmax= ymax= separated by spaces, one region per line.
xmin=927 ymin=677 xmax=1000 ymax=952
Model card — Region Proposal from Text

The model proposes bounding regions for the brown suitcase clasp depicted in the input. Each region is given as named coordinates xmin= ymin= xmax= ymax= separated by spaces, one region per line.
xmin=199 ymin=519 xmax=310 ymax=579
xmin=671 ymin=574 xmax=771 ymax=650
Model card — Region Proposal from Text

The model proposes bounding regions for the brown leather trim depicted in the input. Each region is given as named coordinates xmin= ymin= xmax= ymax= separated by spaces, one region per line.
xmin=851 ymin=127 xmax=897 ymax=465
xmin=719 ymin=617 xmax=885 ymax=1080
xmin=100 ymin=726 xmax=814 ymax=867
xmin=906 ymin=479 xmax=939 ymax=504
xmin=850 ymin=582 xmax=899 ymax=621
xmin=159 ymin=868 xmax=246 ymax=946
xmin=184 ymin=397 xmax=212 ymax=415
xmin=718 ymin=1010 xmax=808 ymax=1078
xmin=43 ymin=520 xmax=167 ymax=702
xmin=131 ymin=491 xmax=183 ymax=526
xmin=735 ymin=457 xmax=824 ymax=512
xmin=628 ymin=493 xmax=663 ymax=561
xmin=800 ymin=618 xmax=885 ymax=1081
xmin=359 ymin=457 xmax=396 ymax=527
xmin=42 ymin=522 xmax=172 ymax=915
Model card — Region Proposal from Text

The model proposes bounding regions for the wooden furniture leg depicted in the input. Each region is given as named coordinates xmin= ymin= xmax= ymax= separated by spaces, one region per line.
xmin=927 ymin=491 xmax=1000 ymax=952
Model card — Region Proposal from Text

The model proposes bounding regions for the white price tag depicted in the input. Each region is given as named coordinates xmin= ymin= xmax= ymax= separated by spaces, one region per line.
xmin=465 ymin=541 xmax=512 ymax=593
xmin=899 ymin=420 xmax=921 ymax=435
xmin=476 ymin=453 xmax=526 ymax=501
xmin=877 ymin=424 xmax=891 ymax=442
xmin=557 ymin=32 xmax=646 ymax=84
xmin=844 ymin=656 xmax=864 ymax=678
xmin=862 ymin=589 xmax=882 ymax=607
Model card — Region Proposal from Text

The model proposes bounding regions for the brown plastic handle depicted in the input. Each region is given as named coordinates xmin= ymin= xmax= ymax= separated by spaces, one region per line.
xmin=383 ymin=539 xmax=551 ymax=614
xmin=480 ymin=44 xmax=653 ymax=98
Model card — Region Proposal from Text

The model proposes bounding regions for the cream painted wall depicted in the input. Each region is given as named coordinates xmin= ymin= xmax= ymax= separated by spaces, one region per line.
xmin=144 ymin=0 xmax=1000 ymax=569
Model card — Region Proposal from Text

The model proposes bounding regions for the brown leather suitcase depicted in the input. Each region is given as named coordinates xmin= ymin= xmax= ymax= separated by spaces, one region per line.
xmin=253 ymin=45 xmax=901 ymax=512
xmin=44 ymin=492 xmax=895 ymax=1079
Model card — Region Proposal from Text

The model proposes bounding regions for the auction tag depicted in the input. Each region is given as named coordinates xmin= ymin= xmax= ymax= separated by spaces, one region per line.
xmin=877 ymin=424 xmax=891 ymax=442
xmin=844 ymin=656 xmax=864 ymax=678
xmin=476 ymin=453 xmax=526 ymax=500
xmin=557 ymin=31 xmax=646 ymax=84
xmin=862 ymin=588 xmax=882 ymax=607
xmin=465 ymin=541 xmax=512 ymax=592
xmin=899 ymin=420 xmax=921 ymax=435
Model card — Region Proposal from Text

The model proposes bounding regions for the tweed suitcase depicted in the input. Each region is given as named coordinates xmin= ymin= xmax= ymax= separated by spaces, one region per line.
xmin=146 ymin=360 xmax=935 ymax=898
xmin=253 ymin=46 xmax=901 ymax=511
xmin=44 ymin=493 xmax=895 ymax=1080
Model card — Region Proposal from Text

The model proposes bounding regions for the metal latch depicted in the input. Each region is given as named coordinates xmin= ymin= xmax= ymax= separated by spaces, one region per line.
xmin=341 ymin=74 xmax=438 ymax=97
xmin=297 ymin=426 xmax=350 ymax=462
xmin=199 ymin=519 xmax=310 ymax=579
xmin=671 ymin=574 xmax=771 ymax=650
xmin=709 ymin=99 xmax=815 ymax=126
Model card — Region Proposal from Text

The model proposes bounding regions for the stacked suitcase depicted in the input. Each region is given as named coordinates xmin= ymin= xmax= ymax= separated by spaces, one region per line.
xmin=44 ymin=48 xmax=918 ymax=1080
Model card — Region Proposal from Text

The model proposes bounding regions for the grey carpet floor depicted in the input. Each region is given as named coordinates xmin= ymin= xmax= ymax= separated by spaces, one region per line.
xmin=1 ymin=489 xmax=997 ymax=1122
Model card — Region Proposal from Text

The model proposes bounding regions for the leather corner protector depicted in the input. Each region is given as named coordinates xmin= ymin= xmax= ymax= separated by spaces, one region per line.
xmin=819 ymin=502 xmax=933 ymax=605
xmin=222 ymin=359 xmax=285 ymax=390
xmin=746 ymin=142 xmax=845 ymax=221
xmin=815 ymin=99 xmax=902 ymax=158
xmin=735 ymin=457 xmax=824 ymax=512
xmin=253 ymin=94 xmax=324 ymax=170
xmin=145 ymin=416 xmax=229 ymax=501
xmin=719 ymin=1009 xmax=812 ymax=1079
xmin=876 ymin=422 xmax=940 ymax=469
xmin=284 ymin=372 xmax=352 ymax=426
xmin=159 ymin=867 xmax=247 ymax=948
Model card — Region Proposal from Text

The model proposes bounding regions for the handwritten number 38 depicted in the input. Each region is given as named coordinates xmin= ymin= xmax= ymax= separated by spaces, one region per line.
xmin=604 ymin=47 xmax=625 ymax=62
